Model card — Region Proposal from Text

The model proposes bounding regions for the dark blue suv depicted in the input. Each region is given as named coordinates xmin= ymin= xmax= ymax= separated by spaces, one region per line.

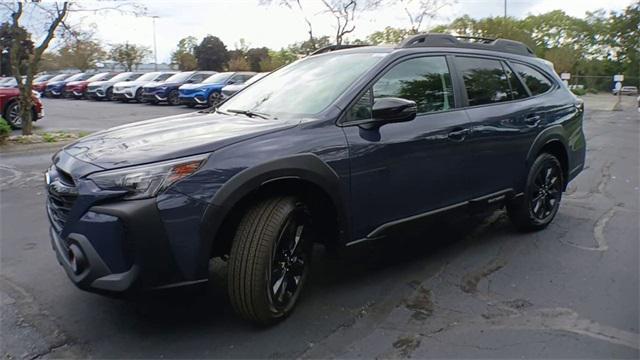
xmin=141 ymin=71 xmax=215 ymax=105
xmin=46 ymin=34 xmax=585 ymax=324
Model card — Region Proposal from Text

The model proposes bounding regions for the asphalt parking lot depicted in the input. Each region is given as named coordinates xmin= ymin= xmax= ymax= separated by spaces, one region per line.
xmin=1 ymin=94 xmax=638 ymax=358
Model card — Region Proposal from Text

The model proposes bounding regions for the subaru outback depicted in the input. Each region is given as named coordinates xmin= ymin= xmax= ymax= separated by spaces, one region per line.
xmin=45 ymin=34 xmax=585 ymax=325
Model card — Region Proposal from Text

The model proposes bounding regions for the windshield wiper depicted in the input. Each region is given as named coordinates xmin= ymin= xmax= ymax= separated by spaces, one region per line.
xmin=226 ymin=109 xmax=272 ymax=120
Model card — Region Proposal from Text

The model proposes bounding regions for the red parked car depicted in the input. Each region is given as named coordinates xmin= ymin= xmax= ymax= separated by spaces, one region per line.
xmin=63 ymin=72 xmax=117 ymax=99
xmin=32 ymin=73 xmax=69 ymax=94
xmin=0 ymin=88 xmax=44 ymax=129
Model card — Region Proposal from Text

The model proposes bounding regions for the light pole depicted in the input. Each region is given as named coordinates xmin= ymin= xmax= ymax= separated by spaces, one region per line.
xmin=151 ymin=15 xmax=159 ymax=71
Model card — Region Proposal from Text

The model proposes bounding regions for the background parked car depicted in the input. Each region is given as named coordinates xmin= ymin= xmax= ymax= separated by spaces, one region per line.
xmin=33 ymin=73 xmax=69 ymax=94
xmin=113 ymin=71 xmax=176 ymax=103
xmin=63 ymin=72 xmax=117 ymax=99
xmin=613 ymin=85 xmax=638 ymax=95
xmin=1 ymin=87 xmax=44 ymax=129
xmin=0 ymin=76 xmax=26 ymax=88
xmin=86 ymin=72 xmax=142 ymax=101
xmin=221 ymin=72 xmax=268 ymax=99
xmin=179 ymin=71 xmax=256 ymax=107
xmin=142 ymin=71 xmax=215 ymax=105
xmin=45 ymin=73 xmax=90 ymax=98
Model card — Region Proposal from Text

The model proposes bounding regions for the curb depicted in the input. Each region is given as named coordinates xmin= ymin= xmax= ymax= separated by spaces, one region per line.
xmin=0 ymin=140 xmax=72 ymax=155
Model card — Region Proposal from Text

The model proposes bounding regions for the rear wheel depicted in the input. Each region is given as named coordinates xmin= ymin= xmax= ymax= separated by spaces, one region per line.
xmin=507 ymin=153 xmax=563 ymax=231
xmin=135 ymin=88 xmax=144 ymax=103
xmin=105 ymin=87 xmax=114 ymax=101
xmin=168 ymin=90 xmax=180 ymax=105
xmin=228 ymin=196 xmax=313 ymax=325
xmin=4 ymin=101 xmax=22 ymax=129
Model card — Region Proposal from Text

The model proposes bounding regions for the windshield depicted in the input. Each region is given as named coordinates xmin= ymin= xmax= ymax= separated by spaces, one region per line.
xmin=203 ymin=72 xmax=231 ymax=84
xmin=48 ymin=74 xmax=69 ymax=82
xmin=165 ymin=72 xmax=194 ymax=83
xmin=65 ymin=73 xmax=86 ymax=81
xmin=86 ymin=73 xmax=110 ymax=82
xmin=244 ymin=72 xmax=268 ymax=86
xmin=110 ymin=73 xmax=135 ymax=82
xmin=219 ymin=52 xmax=385 ymax=119
xmin=137 ymin=72 xmax=161 ymax=81
xmin=34 ymin=74 xmax=53 ymax=83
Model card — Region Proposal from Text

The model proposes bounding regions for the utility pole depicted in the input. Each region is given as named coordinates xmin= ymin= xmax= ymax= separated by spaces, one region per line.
xmin=504 ymin=0 xmax=507 ymax=18
xmin=151 ymin=15 xmax=159 ymax=71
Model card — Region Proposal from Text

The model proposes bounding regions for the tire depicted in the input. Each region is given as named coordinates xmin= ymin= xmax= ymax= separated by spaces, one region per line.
xmin=168 ymin=90 xmax=180 ymax=105
xmin=4 ymin=101 xmax=22 ymax=129
xmin=105 ymin=87 xmax=114 ymax=101
xmin=507 ymin=153 xmax=564 ymax=231
xmin=207 ymin=91 xmax=222 ymax=107
xmin=135 ymin=88 xmax=144 ymax=103
xmin=228 ymin=196 xmax=313 ymax=325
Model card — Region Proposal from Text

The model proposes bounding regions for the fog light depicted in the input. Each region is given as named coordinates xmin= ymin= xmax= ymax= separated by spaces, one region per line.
xmin=67 ymin=244 xmax=86 ymax=274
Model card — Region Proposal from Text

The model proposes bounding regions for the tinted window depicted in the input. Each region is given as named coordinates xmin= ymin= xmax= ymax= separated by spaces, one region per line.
xmin=156 ymin=73 xmax=174 ymax=81
xmin=456 ymin=57 xmax=512 ymax=106
xmin=511 ymin=63 xmax=553 ymax=95
xmin=503 ymin=63 xmax=529 ymax=100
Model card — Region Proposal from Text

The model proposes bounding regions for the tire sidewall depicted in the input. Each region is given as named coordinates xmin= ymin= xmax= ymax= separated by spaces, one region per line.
xmin=4 ymin=102 xmax=22 ymax=129
xmin=524 ymin=154 xmax=563 ymax=227
xmin=264 ymin=202 xmax=313 ymax=319
xmin=168 ymin=90 xmax=180 ymax=105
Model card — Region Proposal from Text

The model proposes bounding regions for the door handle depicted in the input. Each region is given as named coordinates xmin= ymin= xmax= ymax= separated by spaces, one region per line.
xmin=524 ymin=114 xmax=541 ymax=126
xmin=448 ymin=127 xmax=469 ymax=142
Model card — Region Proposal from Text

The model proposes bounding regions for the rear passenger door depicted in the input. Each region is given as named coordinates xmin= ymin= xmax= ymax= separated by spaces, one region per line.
xmin=454 ymin=56 xmax=539 ymax=198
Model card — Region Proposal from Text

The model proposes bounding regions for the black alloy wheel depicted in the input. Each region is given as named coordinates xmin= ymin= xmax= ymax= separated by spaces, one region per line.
xmin=508 ymin=153 xmax=564 ymax=231
xmin=228 ymin=196 xmax=313 ymax=324
xmin=105 ymin=87 xmax=114 ymax=101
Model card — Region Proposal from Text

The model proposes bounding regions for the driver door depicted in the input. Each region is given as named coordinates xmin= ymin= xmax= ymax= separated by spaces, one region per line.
xmin=342 ymin=55 xmax=474 ymax=239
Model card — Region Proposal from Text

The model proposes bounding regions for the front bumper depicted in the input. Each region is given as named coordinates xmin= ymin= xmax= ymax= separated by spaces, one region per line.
xmin=86 ymin=89 xmax=106 ymax=99
xmin=179 ymin=96 xmax=206 ymax=106
xmin=113 ymin=89 xmax=136 ymax=100
xmin=63 ymin=89 xmax=85 ymax=98
xmin=142 ymin=92 xmax=167 ymax=102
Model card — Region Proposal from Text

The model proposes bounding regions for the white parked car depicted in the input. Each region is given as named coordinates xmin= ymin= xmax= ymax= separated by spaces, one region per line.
xmin=220 ymin=72 xmax=269 ymax=99
xmin=112 ymin=71 xmax=177 ymax=103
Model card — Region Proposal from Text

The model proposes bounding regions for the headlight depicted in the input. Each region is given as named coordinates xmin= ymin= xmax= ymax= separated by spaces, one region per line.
xmin=87 ymin=154 xmax=208 ymax=200
xmin=158 ymin=86 xmax=167 ymax=91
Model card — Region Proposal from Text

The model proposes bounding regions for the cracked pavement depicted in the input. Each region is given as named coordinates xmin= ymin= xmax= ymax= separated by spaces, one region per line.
xmin=1 ymin=94 xmax=638 ymax=358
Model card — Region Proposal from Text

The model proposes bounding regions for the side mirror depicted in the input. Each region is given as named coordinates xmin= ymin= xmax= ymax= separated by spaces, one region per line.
xmin=360 ymin=97 xmax=417 ymax=129
xmin=227 ymin=80 xmax=236 ymax=85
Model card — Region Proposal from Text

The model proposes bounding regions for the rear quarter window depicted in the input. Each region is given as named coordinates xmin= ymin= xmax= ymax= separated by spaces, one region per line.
xmin=511 ymin=63 xmax=553 ymax=96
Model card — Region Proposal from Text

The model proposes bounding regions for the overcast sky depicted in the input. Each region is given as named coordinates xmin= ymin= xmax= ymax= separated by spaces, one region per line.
xmin=32 ymin=0 xmax=638 ymax=63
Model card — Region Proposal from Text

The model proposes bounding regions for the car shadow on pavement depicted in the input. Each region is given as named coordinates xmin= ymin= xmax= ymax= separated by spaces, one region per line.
xmin=105 ymin=208 xmax=513 ymax=334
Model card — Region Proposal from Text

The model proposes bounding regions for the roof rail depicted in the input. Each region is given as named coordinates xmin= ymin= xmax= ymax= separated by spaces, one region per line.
xmin=399 ymin=33 xmax=535 ymax=57
xmin=310 ymin=44 xmax=371 ymax=56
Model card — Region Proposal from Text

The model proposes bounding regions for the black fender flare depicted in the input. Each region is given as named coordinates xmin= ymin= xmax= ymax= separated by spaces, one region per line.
xmin=525 ymin=125 xmax=569 ymax=167
xmin=198 ymin=153 xmax=349 ymax=270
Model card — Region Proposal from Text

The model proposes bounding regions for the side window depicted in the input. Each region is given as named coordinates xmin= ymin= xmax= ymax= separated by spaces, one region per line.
xmin=503 ymin=63 xmax=529 ymax=100
xmin=511 ymin=63 xmax=553 ymax=96
xmin=348 ymin=56 xmax=454 ymax=121
xmin=157 ymin=73 xmax=173 ymax=81
xmin=190 ymin=74 xmax=204 ymax=83
xmin=230 ymin=75 xmax=246 ymax=84
xmin=456 ymin=57 xmax=514 ymax=106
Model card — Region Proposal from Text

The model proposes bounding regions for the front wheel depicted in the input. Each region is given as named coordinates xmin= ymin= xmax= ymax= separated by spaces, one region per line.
xmin=507 ymin=153 xmax=564 ymax=231
xmin=207 ymin=91 xmax=222 ymax=107
xmin=168 ymin=90 xmax=180 ymax=105
xmin=228 ymin=196 xmax=313 ymax=325
xmin=105 ymin=87 xmax=114 ymax=101
xmin=135 ymin=88 xmax=144 ymax=103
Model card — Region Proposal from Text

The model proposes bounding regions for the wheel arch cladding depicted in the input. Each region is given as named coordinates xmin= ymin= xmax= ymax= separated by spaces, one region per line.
xmin=527 ymin=126 xmax=570 ymax=190
xmin=201 ymin=153 xmax=349 ymax=259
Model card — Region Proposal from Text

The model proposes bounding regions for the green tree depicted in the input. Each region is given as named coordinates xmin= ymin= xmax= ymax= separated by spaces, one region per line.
xmin=194 ymin=35 xmax=229 ymax=71
xmin=171 ymin=36 xmax=198 ymax=70
xmin=259 ymin=49 xmax=298 ymax=71
xmin=227 ymin=55 xmax=251 ymax=71
xmin=58 ymin=34 xmax=106 ymax=71
xmin=366 ymin=27 xmax=411 ymax=45
xmin=109 ymin=43 xmax=150 ymax=71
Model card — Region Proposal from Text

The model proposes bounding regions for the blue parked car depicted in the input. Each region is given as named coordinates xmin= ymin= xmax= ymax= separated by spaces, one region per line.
xmin=179 ymin=72 xmax=256 ymax=108
xmin=44 ymin=73 xmax=91 ymax=98
xmin=141 ymin=71 xmax=215 ymax=105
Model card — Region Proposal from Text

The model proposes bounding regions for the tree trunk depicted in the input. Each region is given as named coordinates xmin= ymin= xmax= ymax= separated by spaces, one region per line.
xmin=18 ymin=88 xmax=33 ymax=135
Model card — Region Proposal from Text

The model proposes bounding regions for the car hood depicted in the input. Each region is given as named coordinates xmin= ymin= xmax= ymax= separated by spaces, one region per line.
xmin=89 ymin=80 xmax=109 ymax=87
xmin=62 ymin=111 xmax=301 ymax=170
xmin=66 ymin=80 xmax=88 ymax=87
xmin=222 ymin=84 xmax=245 ymax=92
xmin=115 ymin=80 xmax=147 ymax=87
xmin=47 ymin=81 xmax=64 ymax=87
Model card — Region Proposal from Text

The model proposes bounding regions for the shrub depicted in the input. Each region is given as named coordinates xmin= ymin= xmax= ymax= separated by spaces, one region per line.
xmin=571 ymin=87 xmax=587 ymax=96
xmin=0 ymin=117 xmax=11 ymax=144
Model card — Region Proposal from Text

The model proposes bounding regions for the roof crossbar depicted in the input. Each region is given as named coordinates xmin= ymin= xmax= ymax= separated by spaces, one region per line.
xmin=399 ymin=33 xmax=535 ymax=57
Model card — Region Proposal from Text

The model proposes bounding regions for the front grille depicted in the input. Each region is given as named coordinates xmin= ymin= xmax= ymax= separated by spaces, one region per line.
xmin=47 ymin=168 xmax=78 ymax=232
xmin=87 ymin=85 xmax=99 ymax=92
